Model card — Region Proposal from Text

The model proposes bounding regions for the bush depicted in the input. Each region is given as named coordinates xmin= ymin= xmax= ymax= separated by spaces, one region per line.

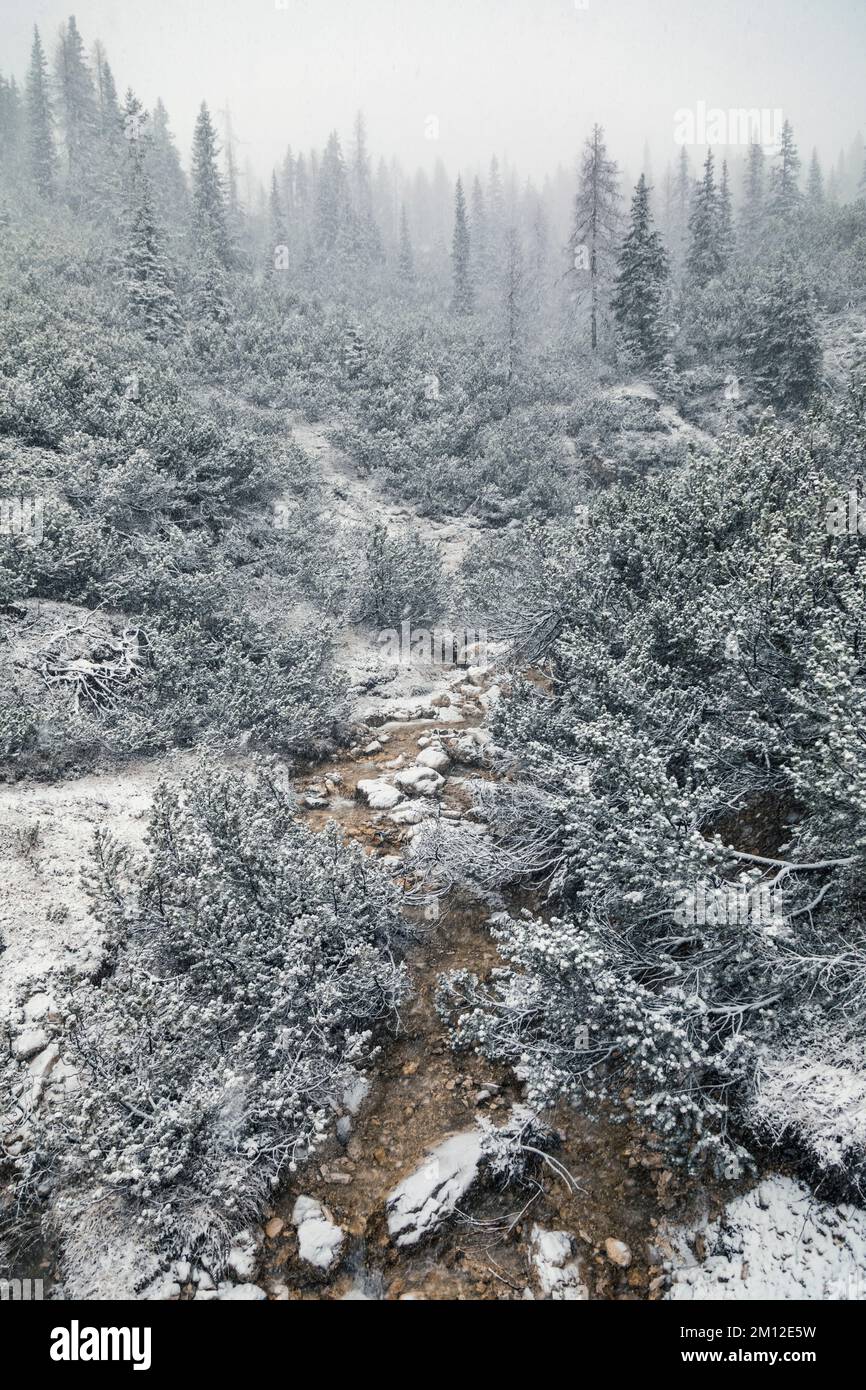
xmin=8 ymin=761 xmax=408 ymax=1268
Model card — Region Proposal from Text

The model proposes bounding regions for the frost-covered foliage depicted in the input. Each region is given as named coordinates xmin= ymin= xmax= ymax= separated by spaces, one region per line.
xmin=437 ymin=386 xmax=866 ymax=1174
xmin=348 ymin=520 xmax=447 ymax=628
xmin=10 ymin=762 xmax=407 ymax=1267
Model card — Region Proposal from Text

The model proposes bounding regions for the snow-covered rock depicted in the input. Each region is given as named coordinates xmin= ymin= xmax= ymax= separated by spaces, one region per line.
xmin=530 ymin=1227 xmax=589 ymax=1300
xmin=355 ymin=778 xmax=402 ymax=810
xmin=394 ymin=765 xmax=445 ymax=797
xmin=389 ymin=805 xmax=427 ymax=826
xmin=226 ymin=1229 xmax=260 ymax=1282
xmin=12 ymin=1028 xmax=49 ymax=1061
xmin=415 ymin=747 xmax=450 ymax=773
xmin=667 ymin=1175 xmax=866 ymax=1300
xmin=604 ymin=1237 xmax=632 ymax=1268
xmin=291 ymin=1196 xmax=345 ymax=1271
xmin=213 ymin=1282 xmax=268 ymax=1301
xmin=342 ymin=1075 xmax=370 ymax=1115
xmin=386 ymin=1129 xmax=483 ymax=1247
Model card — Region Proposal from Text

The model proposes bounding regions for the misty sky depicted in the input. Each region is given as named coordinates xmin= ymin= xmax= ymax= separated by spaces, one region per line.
xmin=2 ymin=0 xmax=864 ymax=184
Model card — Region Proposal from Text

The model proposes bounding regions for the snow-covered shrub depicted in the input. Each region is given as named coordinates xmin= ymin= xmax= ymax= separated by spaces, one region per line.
xmin=438 ymin=397 xmax=866 ymax=1174
xmin=14 ymin=761 xmax=408 ymax=1267
xmin=349 ymin=520 xmax=446 ymax=628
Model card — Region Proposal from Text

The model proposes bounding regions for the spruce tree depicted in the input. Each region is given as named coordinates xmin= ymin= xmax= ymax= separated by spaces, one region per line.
xmin=350 ymin=112 xmax=383 ymax=262
xmin=121 ymin=91 xmax=179 ymax=340
xmin=769 ymin=119 xmax=802 ymax=218
xmin=54 ymin=15 xmax=99 ymax=208
xmin=611 ymin=173 xmax=669 ymax=366
xmin=315 ymin=130 xmax=349 ymax=253
xmin=147 ymin=99 xmax=189 ymax=236
xmin=686 ymin=149 xmax=723 ymax=286
xmin=742 ymin=267 xmax=820 ymax=408
xmin=190 ymin=101 xmax=230 ymax=266
xmin=718 ymin=159 xmax=734 ymax=270
xmin=397 ymin=204 xmax=414 ymax=283
xmin=0 ymin=74 xmax=23 ymax=188
xmin=450 ymin=175 xmax=474 ymax=313
xmin=268 ymin=171 xmax=288 ymax=270
xmin=807 ymin=149 xmax=824 ymax=206
xmin=740 ymin=138 xmax=766 ymax=245
xmin=25 ymin=28 xmax=55 ymax=199
xmin=568 ymin=123 xmax=620 ymax=351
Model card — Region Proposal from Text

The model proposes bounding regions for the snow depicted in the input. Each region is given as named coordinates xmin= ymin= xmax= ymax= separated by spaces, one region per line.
xmin=291 ymin=1196 xmax=345 ymax=1271
xmin=386 ymin=1129 xmax=483 ymax=1247
xmin=667 ymin=1175 xmax=866 ymax=1300
xmin=530 ymin=1226 xmax=589 ymax=1300
xmin=355 ymin=777 xmax=402 ymax=810
xmin=394 ymin=764 xmax=446 ymax=797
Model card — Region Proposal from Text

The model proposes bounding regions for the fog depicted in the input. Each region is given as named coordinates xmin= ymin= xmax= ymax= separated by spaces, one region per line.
xmin=2 ymin=0 xmax=864 ymax=183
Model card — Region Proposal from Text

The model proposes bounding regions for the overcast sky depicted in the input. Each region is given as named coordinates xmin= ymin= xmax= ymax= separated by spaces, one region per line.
xmin=2 ymin=0 xmax=864 ymax=182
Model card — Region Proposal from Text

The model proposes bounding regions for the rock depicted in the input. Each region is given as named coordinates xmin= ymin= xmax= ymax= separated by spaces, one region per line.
xmin=24 ymin=993 xmax=54 ymax=1023
xmin=479 ymin=684 xmax=501 ymax=709
xmin=264 ymin=1217 xmax=284 ymax=1239
xmin=214 ymin=1283 xmax=268 ymax=1301
xmin=356 ymin=778 xmax=402 ymax=810
xmin=303 ymin=794 xmax=329 ymax=810
xmin=336 ymin=1116 xmax=353 ymax=1144
xmin=363 ymin=741 xmax=382 ymax=754
xmin=394 ymin=765 xmax=445 ymax=798
xmin=386 ymin=1129 xmax=483 ymax=1248
xmin=12 ymin=1028 xmax=49 ymax=1061
xmin=389 ymin=805 xmax=426 ymax=826
xmin=605 ymin=1238 xmax=632 ymax=1268
xmin=530 ymin=1227 xmax=589 ymax=1300
xmin=28 ymin=1043 xmax=60 ymax=1080
xmin=227 ymin=1230 xmax=260 ymax=1281
xmin=342 ymin=1076 xmax=370 ymax=1115
xmin=292 ymin=1196 xmax=345 ymax=1271
xmin=378 ymin=854 xmax=402 ymax=871
xmin=415 ymin=747 xmax=450 ymax=772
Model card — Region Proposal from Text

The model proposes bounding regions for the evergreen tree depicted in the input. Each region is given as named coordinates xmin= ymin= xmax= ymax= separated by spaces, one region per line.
xmin=568 ymin=123 xmax=620 ymax=351
xmin=397 ymin=203 xmax=414 ymax=283
xmin=807 ymin=148 xmax=824 ymax=206
xmin=740 ymin=137 xmax=766 ymax=244
xmin=121 ymin=91 xmax=179 ymax=339
xmin=450 ymin=175 xmax=474 ymax=313
xmin=25 ymin=27 xmax=55 ymax=199
xmin=53 ymin=15 xmax=99 ymax=208
xmin=718 ymin=159 xmax=734 ymax=270
xmin=350 ymin=111 xmax=383 ymax=262
xmin=686 ymin=149 xmax=723 ymax=286
xmin=0 ymin=74 xmax=23 ymax=188
xmin=470 ymin=176 xmax=488 ymax=290
xmin=190 ymin=101 xmax=230 ymax=266
xmin=147 ymin=99 xmax=188 ymax=235
xmin=315 ymin=130 xmax=349 ymax=253
xmin=768 ymin=119 xmax=802 ymax=218
xmin=268 ymin=171 xmax=288 ymax=271
xmin=672 ymin=146 xmax=691 ymax=258
xmin=611 ymin=173 xmax=669 ymax=365
xmin=503 ymin=224 xmax=525 ymax=406
xmin=742 ymin=267 xmax=820 ymax=408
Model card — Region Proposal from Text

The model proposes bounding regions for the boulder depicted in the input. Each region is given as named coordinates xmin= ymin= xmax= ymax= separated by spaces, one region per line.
xmin=386 ymin=1129 xmax=483 ymax=1248
xmin=356 ymin=778 xmax=402 ymax=810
